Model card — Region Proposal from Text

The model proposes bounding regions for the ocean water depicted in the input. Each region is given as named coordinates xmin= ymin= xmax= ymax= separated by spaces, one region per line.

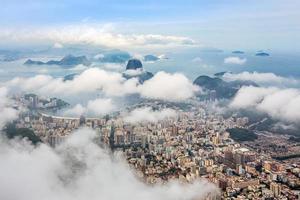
xmin=0 ymin=49 xmax=299 ymax=82
xmin=143 ymin=50 xmax=300 ymax=80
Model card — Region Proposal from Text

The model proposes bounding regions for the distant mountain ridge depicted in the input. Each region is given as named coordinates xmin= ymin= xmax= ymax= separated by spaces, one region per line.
xmin=97 ymin=50 xmax=131 ymax=63
xmin=255 ymin=52 xmax=270 ymax=57
xmin=232 ymin=50 xmax=245 ymax=54
xmin=144 ymin=55 xmax=159 ymax=62
xmin=193 ymin=74 xmax=258 ymax=99
xmin=24 ymin=55 xmax=91 ymax=67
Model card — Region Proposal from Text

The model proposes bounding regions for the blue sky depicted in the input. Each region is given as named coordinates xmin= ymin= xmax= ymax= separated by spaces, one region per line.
xmin=1 ymin=0 xmax=300 ymax=51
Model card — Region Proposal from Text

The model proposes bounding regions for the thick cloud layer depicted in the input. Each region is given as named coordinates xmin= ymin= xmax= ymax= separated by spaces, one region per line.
xmin=138 ymin=71 xmax=198 ymax=101
xmin=230 ymin=86 xmax=300 ymax=123
xmin=0 ymin=24 xmax=197 ymax=50
xmin=0 ymin=128 xmax=218 ymax=200
xmin=123 ymin=107 xmax=177 ymax=123
xmin=7 ymin=68 xmax=138 ymax=97
xmin=223 ymin=71 xmax=300 ymax=87
xmin=64 ymin=98 xmax=116 ymax=117
xmin=0 ymin=87 xmax=18 ymax=127
xmin=6 ymin=68 xmax=197 ymax=102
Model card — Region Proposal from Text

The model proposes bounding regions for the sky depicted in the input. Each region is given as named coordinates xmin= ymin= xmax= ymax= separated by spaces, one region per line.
xmin=1 ymin=0 xmax=300 ymax=52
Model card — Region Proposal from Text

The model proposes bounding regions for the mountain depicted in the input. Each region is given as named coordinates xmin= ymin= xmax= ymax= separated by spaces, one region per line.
xmin=144 ymin=55 xmax=159 ymax=62
xmin=24 ymin=55 xmax=91 ymax=67
xmin=24 ymin=59 xmax=45 ymax=65
xmin=123 ymin=59 xmax=153 ymax=83
xmin=63 ymin=73 xmax=78 ymax=81
xmin=56 ymin=55 xmax=91 ymax=66
xmin=214 ymin=71 xmax=228 ymax=77
xmin=193 ymin=75 xmax=258 ymax=99
xmin=5 ymin=123 xmax=42 ymax=145
xmin=98 ymin=50 xmax=131 ymax=63
xmin=123 ymin=71 xmax=154 ymax=83
xmin=256 ymin=52 xmax=270 ymax=57
xmin=232 ymin=50 xmax=245 ymax=54
xmin=126 ymin=59 xmax=143 ymax=70
xmin=0 ymin=49 xmax=22 ymax=61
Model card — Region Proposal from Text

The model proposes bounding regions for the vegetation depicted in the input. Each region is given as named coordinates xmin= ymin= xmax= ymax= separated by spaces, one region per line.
xmin=5 ymin=123 xmax=42 ymax=145
xmin=227 ymin=128 xmax=258 ymax=142
xmin=288 ymin=136 xmax=300 ymax=143
xmin=272 ymin=154 xmax=300 ymax=161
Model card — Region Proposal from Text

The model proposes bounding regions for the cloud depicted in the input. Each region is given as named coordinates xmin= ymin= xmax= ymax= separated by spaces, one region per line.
xmin=138 ymin=71 xmax=198 ymax=101
xmin=86 ymin=98 xmax=116 ymax=115
xmin=0 ymin=87 xmax=18 ymax=128
xmin=223 ymin=71 xmax=300 ymax=87
xmin=158 ymin=54 xmax=168 ymax=59
xmin=69 ymin=64 xmax=88 ymax=71
xmin=94 ymin=54 xmax=104 ymax=60
xmin=6 ymin=68 xmax=197 ymax=102
xmin=0 ymin=128 xmax=218 ymax=200
xmin=101 ymin=63 xmax=124 ymax=71
xmin=230 ymin=86 xmax=300 ymax=123
xmin=272 ymin=122 xmax=297 ymax=131
xmin=64 ymin=104 xmax=86 ymax=116
xmin=64 ymin=98 xmax=116 ymax=117
xmin=0 ymin=24 xmax=197 ymax=50
xmin=224 ymin=56 xmax=247 ymax=65
xmin=192 ymin=57 xmax=202 ymax=63
xmin=6 ymin=68 xmax=139 ymax=97
xmin=123 ymin=107 xmax=177 ymax=123
xmin=53 ymin=42 xmax=63 ymax=49
xmin=123 ymin=68 xmax=144 ymax=76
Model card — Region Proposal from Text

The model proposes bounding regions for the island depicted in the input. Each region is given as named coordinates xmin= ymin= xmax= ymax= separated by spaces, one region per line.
xmin=97 ymin=50 xmax=131 ymax=63
xmin=144 ymin=54 xmax=159 ymax=62
xmin=24 ymin=55 xmax=91 ymax=67
xmin=123 ymin=59 xmax=154 ymax=83
xmin=255 ymin=52 xmax=270 ymax=57
xmin=232 ymin=50 xmax=245 ymax=54
xmin=193 ymin=75 xmax=258 ymax=99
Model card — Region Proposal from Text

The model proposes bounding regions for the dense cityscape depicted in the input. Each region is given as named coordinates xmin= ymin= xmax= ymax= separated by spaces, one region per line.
xmin=9 ymin=93 xmax=300 ymax=199
xmin=1 ymin=1 xmax=300 ymax=200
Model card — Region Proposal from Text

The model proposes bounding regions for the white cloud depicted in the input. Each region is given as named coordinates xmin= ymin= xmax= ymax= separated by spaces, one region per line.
xmin=6 ymin=68 xmax=196 ymax=102
xmin=224 ymin=56 xmax=247 ymax=65
xmin=223 ymin=71 xmax=300 ymax=87
xmin=138 ymin=71 xmax=198 ymax=101
xmin=230 ymin=86 xmax=300 ymax=123
xmin=272 ymin=122 xmax=297 ymax=131
xmin=230 ymin=86 xmax=278 ymax=109
xmin=86 ymin=98 xmax=116 ymax=115
xmin=101 ymin=63 xmax=124 ymax=71
xmin=123 ymin=68 xmax=144 ymax=76
xmin=0 ymin=87 xmax=18 ymax=128
xmin=37 ymin=68 xmax=49 ymax=74
xmin=6 ymin=68 xmax=139 ymax=97
xmin=0 ymin=128 xmax=218 ymax=200
xmin=64 ymin=98 xmax=116 ymax=117
xmin=93 ymin=54 xmax=104 ymax=60
xmin=69 ymin=64 xmax=88 ymax=71
xmin=158 ymin=54 xmax=168 ymax=59
xmin=192 ymin=57 xmax=202 ymax=63
xmin=53 ymin=42 xmax=63 ymax=49
xmin=0 ymin=24 xmax=197 ymax=50
xmin=64 ymin=104 xmax=86 ymax=116
xmin=123 ymin=107 xmax=177 ymax=123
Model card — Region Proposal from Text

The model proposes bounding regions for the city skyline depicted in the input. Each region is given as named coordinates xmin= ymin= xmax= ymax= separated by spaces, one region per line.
xmin=0 ymin=1 xmax=300 ymax=200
